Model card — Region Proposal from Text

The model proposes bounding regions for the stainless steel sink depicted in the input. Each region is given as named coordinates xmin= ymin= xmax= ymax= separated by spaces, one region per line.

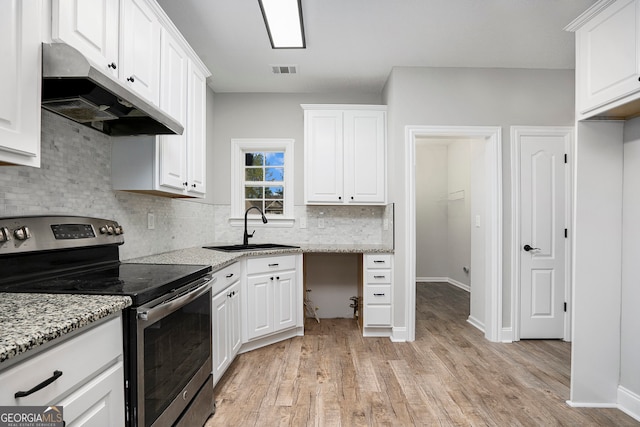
xmin=203 ymin=243 xmax=300 ymax=252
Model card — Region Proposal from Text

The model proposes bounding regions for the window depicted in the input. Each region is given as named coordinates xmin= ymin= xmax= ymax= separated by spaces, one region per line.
xmin=231 ymin=139 xmax=294 ymax=225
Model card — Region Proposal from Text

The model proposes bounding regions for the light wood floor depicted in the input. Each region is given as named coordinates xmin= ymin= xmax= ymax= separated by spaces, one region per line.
xmin=206 ymin=282 xmax=638 ymax=426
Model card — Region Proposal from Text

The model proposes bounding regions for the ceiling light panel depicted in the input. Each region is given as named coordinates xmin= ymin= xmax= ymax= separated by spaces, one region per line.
xmin=259 ymin=0 xmax=306 ymax=49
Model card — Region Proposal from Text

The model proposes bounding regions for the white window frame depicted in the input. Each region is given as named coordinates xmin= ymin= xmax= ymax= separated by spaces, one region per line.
xmin=230 ymin=138 xmax=295 ymax=227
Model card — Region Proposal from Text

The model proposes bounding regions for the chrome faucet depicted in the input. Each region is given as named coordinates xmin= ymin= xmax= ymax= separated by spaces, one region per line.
xmin=243 ymin=206 xmax=268 ymax=245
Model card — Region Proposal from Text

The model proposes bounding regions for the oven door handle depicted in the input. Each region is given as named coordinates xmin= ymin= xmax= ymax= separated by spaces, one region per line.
xmin=137 ymin=277 xmax=212 ymax=323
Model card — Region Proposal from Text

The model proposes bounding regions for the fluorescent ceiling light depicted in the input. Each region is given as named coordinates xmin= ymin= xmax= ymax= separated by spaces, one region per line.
xmin=258 ymin=0 xmax=306 ymax=49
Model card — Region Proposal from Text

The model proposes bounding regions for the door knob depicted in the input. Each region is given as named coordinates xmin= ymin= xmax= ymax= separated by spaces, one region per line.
xmin=523 ymin=244 xmax=540 ymax=252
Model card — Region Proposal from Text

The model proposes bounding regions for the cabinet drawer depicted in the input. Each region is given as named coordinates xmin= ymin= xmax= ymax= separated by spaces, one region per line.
xmin=365 ymin=285 xmax=391 ymax=304
xmin=0 ymin=316 xmax=123 ymax=406
xmin=247 ymin=255 xmax=296 ymax=274
xmin=365 ymin=305 xmax=391 ymax=326
xmin=366 ymin=270 xmax=391 ymax=284
xmin=365 ymin=254 xmax=391 ymax=269
xmin=211 ymin=262 xmax=241 ymax=295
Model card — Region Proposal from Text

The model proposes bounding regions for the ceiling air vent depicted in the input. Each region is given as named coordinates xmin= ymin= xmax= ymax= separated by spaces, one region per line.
xmin=271 ymin=65 xmax=298 ymax=75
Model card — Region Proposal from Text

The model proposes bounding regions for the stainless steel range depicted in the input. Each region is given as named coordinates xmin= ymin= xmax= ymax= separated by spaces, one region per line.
xmin=0 ymin=216 xmax=215 ymax=427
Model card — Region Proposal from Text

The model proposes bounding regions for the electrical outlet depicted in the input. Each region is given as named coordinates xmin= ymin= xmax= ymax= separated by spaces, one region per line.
xmin=147 ymin=213 xmax=155 ymax=230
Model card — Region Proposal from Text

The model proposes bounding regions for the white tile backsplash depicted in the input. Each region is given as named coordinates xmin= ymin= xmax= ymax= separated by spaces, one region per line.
xmin=1 ymin=111 xmax=390 ymax=259
xmin=1 ymin=111 xmax=216 ymax=260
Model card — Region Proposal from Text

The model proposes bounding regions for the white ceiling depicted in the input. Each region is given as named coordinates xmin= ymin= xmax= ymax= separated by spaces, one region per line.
xmin=156 ymin=0 xmax=596 ymax=94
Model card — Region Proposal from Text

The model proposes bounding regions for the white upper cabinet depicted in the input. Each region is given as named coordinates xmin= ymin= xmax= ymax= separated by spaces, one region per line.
xmin=303 ymin=105 xmax=387 ymax=205
xmin=52 ymin=0 xmax=120 ymax=78
xmin=52 ymin=0 xmax=162 ymax=105
xmin=158 ymin=28 xmax=188 ymax=191
xmin=120 ymin=0 xmax=161 ymax=104
xmin=0 ymin=0 xmax=41 ymax=167
xmin=109 ymin=0 xmax=211 ymax=198
xmin=569 ymin=0 xmax=640 ymax=118
xmin=186 ymin=62 xmax=207 ymax=196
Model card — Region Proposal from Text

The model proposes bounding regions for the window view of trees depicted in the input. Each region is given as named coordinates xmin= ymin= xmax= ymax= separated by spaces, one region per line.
xmin=244 ymin=151 xmax=285 ymax=215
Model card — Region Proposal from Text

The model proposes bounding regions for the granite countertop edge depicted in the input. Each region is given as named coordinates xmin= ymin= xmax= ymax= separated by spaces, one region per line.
xmin=127 ymin=243 xmax=395 ymax=269
xmin=0 ymin=294 xmax=132 ymax=365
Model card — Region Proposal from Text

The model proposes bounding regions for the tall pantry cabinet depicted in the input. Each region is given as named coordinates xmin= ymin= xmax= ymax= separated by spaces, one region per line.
xmin=566 ymin=0 xmax=640 ymax=417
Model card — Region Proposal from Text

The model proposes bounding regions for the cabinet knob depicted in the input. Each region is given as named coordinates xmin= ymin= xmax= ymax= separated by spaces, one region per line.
xmin=338 ymin=196 xmax=342 ymax=200
xmin=192 ymin=184 xmax=197 ymax=188
xmin=351 ymin=196 xmax=354 ymax=200
xmin=108 ymin=62 xmax=117 ymax=69
xmin=127 ymin=76 xmax=135 ymax=83
xmin=183 ymin=182 xmax=188 ymax=186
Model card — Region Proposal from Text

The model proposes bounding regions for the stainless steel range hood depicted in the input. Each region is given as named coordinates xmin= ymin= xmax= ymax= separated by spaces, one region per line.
xmin=41 ymin=43 xmax=183 ymax=137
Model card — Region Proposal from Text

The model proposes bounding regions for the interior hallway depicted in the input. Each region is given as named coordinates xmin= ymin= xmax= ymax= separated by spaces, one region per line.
xmin=207 ymin=283 xmax=638 ymax=426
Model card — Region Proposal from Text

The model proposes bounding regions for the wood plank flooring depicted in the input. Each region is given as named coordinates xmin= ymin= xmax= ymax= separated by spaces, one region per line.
xmin=206 ymin=282 xmax=638 ymax=426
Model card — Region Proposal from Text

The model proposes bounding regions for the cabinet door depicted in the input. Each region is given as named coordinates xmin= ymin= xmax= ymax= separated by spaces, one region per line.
xmin=246 ymin=273 xmax=274 ymax=340
xmin=228 ymin=281 xmax=242 ymax=356
xmin=187 ymin=62 xmax=207 ymax=196
xmin=212 ymin=290 xmax=230 ymax=382
xmin=577 ymin=0 xmax=640 ymax=114
xmin=52 ymin=0 xmax=119 ymax=78
xmin=304 ymin=110 xmax=344 ymax=203
xmin=344 ymin=110 xmax=386 ymax=203
xmin=157 ymin=29 xmax=188 ymax=193
xmin=57 ymin=362 xmax=125 ymax=427
xmin=274 ymin=270 xmax=297 ymax=332
xmin=0 ymin=0 xmax=41 ymax=167
xmin=120 ymin=0 xmax=160 ymax=104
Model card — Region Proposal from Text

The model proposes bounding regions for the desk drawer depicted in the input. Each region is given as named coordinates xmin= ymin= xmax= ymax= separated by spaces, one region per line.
xmin=366 ymin=270 xmax=391 ymax=284
xmin=365 ymin=254 xmax=391 ymax=269
xmin=247 ymin=255 xmax=297 ymax=274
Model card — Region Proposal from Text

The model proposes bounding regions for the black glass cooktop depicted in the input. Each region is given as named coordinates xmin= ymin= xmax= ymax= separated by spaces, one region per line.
xmin=0 ymin=263 xmax=212 ymax=306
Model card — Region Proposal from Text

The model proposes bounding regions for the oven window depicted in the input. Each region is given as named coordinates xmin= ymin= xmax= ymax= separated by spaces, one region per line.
xmin=143 ymin=291 xmax=211 ymax=427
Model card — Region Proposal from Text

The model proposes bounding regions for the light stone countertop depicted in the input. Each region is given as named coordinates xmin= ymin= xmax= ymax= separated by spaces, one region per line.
xmin=0 ymin=293 xmax=132 ymax=365
xmin=0 ymin=243 xmax=391 ymax=368
xmin=127 ymin=243 xmax=394 ymax=268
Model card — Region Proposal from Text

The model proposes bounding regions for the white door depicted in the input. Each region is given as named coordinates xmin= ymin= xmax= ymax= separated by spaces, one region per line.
xmin=518 ymin=129 xmax=569 ymax=339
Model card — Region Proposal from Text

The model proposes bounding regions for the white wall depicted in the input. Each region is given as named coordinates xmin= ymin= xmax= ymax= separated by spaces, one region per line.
xmin=415 ymin=143 xmax=448 ymax=278
xmin=621 ymin=117 xmax=640 ymax=406
xmin=570 ymin=121 xmax=623 ymax=404
xmin=447 ymin=140 xmax=471 ymax=286
xmin=383 ymin=67 xmax=575 ymax=332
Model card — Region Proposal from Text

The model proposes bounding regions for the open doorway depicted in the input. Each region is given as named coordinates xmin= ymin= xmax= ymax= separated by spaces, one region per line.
xmin=415 ymin=138 xmax=474 ymax=312
xmin=405 ymin=126 xmax=503 ymax=342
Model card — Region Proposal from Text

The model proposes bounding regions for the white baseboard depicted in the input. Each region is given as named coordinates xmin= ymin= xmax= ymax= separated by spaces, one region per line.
xmin=501 ymin=327 xmax=514 ymax=343
xmin=565 ymin=400 xmax=617 ymax=408
xmin=391 ymin=326 xmax=408 ymax=342
xmin=417 ymin=276 xmax=448 ymax=282
xmin=417 ymin=277 xmax=470 ymax=292
xmin=467 ymin=315 xmax=484 ymax=332
xmin=618 ymin=385 xmax=640 ymax=422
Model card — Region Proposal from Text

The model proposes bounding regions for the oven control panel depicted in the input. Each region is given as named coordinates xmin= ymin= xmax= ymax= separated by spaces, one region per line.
xmin=0 ymin=216 xmax=124 ymax=254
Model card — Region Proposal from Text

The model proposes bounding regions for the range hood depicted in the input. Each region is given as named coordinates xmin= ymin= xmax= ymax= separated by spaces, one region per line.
xmin=41 ymin=43 xmax=183 ymax=137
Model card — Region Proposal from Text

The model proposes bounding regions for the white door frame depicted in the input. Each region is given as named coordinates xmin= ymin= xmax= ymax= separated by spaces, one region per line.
xmin=510 ymin=126 xmax=573 ymax=342
xmin=405 ymin=125 xmax=503 ymax=342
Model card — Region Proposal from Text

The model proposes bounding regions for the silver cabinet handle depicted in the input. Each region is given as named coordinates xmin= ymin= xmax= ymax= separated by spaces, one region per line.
xmin=225 ymin=273 xmax=234 ymax=278
xmin=268 ymin=263 xmax=279 ymax=267
xmin=374 ymin=275 xmax=385 ymax=279
xmin=373 ymin=293 xmax=385 ymax=296
xmin=373 ymin=260 xmax=385 ymax=264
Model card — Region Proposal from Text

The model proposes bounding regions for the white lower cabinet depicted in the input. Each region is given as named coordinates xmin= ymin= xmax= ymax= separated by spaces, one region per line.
xmin=363 ymin=254 xmax=393 ymax=334
xmin=212 ymin=280 xmax=241 ymax=386
xmin=211 ymin=262 xmax=241 ymax=386
xmin=0 ymin=316 xmax=125 ymax=426
xmin=245 ymin=255 xmax=299 ymax=341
